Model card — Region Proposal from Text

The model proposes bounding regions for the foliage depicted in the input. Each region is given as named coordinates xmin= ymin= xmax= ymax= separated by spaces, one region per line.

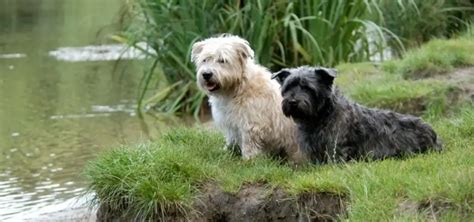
xmin=87 ymin=34 xmax=474 ymax=219
xmin=121 ymin=0 xmax=473 ymax=117
xmin=123 ymin=0 xmax=397 ymax=117
xmin=339 ymin=70 xmax=454 ymax=117
xmin=86 ymin=105 xmax=474 ymax=220
xmin=382 ymin=30 xmax=474 ymax=77
xmin=379 ymin=0 xmax=474 ymax=49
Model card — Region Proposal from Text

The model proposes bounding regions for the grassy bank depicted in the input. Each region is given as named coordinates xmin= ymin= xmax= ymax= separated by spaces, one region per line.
xmin=383 ymin=29 xmax=474 ymax=78
xmin=379 ymin=0 xmax=474 ymax=49
xmin=128 ymin=0 xmax=393 ymax=116
xmin=126 ymin=0 xmax=473 ymax=116
xmin=338 ymin=29 xmax=474 ymax=118
xmin=86 ymin=35 xmax=474 ymax=220
xmin=86 ymin=109 xmax=473 ymax=220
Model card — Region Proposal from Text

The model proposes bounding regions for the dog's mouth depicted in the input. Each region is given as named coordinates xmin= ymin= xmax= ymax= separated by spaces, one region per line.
xmin=205 ymin=81 xmax=220 ymax=92
xmin=282 ymin=99 xmax=310 ymax=119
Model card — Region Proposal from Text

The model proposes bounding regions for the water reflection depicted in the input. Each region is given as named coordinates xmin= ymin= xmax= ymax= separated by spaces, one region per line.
xmin=0 ymin=53 xmax=26 ymax=59
xmin=48 ymin=43 xmax=153 ymax=62
xmin=0 ymin=0 xmax=191 ymax=220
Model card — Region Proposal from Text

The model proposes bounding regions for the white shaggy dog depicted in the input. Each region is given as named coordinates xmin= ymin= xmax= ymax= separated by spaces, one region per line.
xmin=191 ymin=34 xmax=302 ymax=161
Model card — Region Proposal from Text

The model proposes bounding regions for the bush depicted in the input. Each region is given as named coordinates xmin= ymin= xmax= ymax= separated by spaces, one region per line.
xmin=86 ymin=105 xmax=474 ymax=220
xmin=123 ymin=0 xmax=395 ymax=117
xmin=123 ymin=0 xmax=472 ymax=117
xmin=382 ymin=32 xmax=474 ymax=77
xmin=380 ymin=0 xmax=474 ymax=49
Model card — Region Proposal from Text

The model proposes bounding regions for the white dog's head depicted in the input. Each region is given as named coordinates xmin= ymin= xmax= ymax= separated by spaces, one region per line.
xmin=191 ymin=34 xmax=255 ymax=94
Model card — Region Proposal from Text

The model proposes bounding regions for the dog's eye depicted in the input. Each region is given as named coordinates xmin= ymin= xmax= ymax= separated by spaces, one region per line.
xmin=218 ymin=58 xmax=226 ymax=64
xmin=202 ymin=59 xmax=207 ymax=63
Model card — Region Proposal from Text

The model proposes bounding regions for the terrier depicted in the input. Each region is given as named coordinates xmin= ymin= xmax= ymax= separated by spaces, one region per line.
xmin=272 ymin=66 xmax=442 ymax=163
xmin=191 ymin=34 xmax=303 ymax=161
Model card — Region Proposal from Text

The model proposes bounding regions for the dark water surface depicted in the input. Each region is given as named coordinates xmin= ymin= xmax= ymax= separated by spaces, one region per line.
xmin=0 ymin=0 xmax=188 ymax=220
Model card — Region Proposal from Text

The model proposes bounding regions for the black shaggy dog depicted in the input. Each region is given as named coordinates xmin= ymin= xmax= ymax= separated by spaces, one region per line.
xmin=272 ymin=66 xmax=442 ymax=163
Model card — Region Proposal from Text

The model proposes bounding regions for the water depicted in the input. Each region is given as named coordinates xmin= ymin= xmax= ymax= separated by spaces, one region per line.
xmin=0 ymin=0 xmax=188 ymax=220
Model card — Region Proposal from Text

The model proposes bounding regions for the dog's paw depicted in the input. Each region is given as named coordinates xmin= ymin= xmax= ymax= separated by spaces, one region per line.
xmin=223 ymin=144 xmax=241 ymax=156
xmin=222 ymin=145 xmax=229 ymax=151
xmin=289 ymin=150 xmax=310 ymax=167
xmin=241 ymin=147 xmax=262 ymax=160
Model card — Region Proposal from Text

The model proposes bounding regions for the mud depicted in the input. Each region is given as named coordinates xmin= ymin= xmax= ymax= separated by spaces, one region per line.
xmin=398 ymin=197 xmax=473 ymax=221
xmin=386 ymin=66 xmax=473 ymax=115
xmin=434 ymin=67 xmax=474 ymax=101
xmin=410 ymin=66 xmax=474 ymax=102
xmin=96 ymin=182 xmax=347 ymax=222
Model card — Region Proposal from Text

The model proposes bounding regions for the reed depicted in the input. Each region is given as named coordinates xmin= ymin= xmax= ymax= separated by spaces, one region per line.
xmin=379 ymin=0 xmax=473 ymax=49
xmin=124 ymin=0 xmax=396 ymax=116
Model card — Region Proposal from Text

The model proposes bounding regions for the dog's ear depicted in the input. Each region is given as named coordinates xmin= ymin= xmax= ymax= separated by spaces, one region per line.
xmin=233 ymin=40 xmax=255 ymax=61
xmin=314 ymin=67 xmax=337 ymax=86
xmin=191 ymin=41 xmax=205 ymax=63
xmin=271 ymin=70 xmax=291 ymax=85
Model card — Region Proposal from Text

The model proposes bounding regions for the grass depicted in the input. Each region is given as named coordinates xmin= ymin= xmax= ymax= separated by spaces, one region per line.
xmin=116 ymin=1 xmax=474 ymax=117
xmin=379 ymin=0 xmax=474 ymax=49
xmin=336 ymin=62 xmax=457 ymax=117
xmin=383 ymin=28 xmax=474 ymax=78
xmin=86 ymin=106 xmax=473 ymax=220
xmin=86 ymin=33 xmax=474 ymax=220
xmin=124 ymin=0 xmax=400 ymax=117
xmin=335 ymin=30 xmax=474 ymax=117
xmin=123 ymin=0 xmax=473 ymax=117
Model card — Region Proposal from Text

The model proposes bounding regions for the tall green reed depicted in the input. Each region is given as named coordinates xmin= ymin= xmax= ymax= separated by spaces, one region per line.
xmin=123 ymin=0 xmax=399 ymax=117
xmin=379 ymin=0 xmax=473 ymax=49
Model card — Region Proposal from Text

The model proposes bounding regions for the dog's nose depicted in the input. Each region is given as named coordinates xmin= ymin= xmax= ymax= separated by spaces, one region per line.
xmin=202 ymin=72 xmax=213 ymax=80
xmin=288 ymin=99 xmax=297 ymax=106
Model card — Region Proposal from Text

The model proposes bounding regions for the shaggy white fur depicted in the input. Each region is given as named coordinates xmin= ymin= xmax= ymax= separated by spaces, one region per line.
xmin=191 ymin=34 xmax=303 ymax=161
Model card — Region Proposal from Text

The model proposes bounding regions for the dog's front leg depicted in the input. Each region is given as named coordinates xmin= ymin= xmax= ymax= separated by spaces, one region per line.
xmin=240 ymin=132 xmax=263 ymax=160
xmin=223 ymin=128 xmax=241 ymax=156
xmin=223 ymin=142 xmax=241 ymax=156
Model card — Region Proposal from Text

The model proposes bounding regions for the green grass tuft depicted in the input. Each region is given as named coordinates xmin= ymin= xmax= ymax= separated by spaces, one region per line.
xmin=379 ymin=0 xmax=474 ymax=49
xmin=86 ymin=34 xmax=474 ymax=220
xmin=335 ymin=62 xmax=459 ymax=118
xmin=125 ymin=0 xmax=402 ymax=116
xmin=85 ymin=129 xmax=227 ymax=219
xmin=335 ymin=31 xmax=474 ymax=117
xmin=86 ymin=105 xmax=473 ymax=220
xmin=382 ymin=34 xmax=474 ymax=78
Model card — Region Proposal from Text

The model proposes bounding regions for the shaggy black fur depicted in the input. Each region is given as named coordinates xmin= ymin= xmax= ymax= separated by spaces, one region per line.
xmin=272 ymin=66 xmax=442 ymax=163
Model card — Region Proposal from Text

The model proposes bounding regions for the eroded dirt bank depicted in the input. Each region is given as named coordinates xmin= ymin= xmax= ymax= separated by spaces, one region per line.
xmin=97 ymin=183 xmax=347 ymax=222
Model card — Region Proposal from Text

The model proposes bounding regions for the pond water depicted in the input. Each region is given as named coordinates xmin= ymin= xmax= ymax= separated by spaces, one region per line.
xmin=0 ymin=0 xmax=190 ymax=220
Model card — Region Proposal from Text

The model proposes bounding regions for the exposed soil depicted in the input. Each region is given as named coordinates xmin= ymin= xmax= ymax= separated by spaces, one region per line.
xmin=398 ymin=197 xmax=473 ymax=221
xmin=385 ymin=66 xmax=474 ymax=115
xmin=96 ymin=182 xmax=347 ymax=222
xmin=412 ymin=66 xmax=474 ymax=102
xmin=381 ymin=97 xmax=429 ymax=116
xmin=433 ymin=67 xmax=474 ymax=101
xmin=93 ymin=67 xmax=473 ymax=222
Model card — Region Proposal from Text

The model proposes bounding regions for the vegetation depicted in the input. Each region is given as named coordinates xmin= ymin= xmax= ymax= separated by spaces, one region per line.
xmin=86 ymin=33 xmax=474 ymax=220
xmin=338 ymin=29 xmax=474 ymax=118
xmin=120 ymin=0 xmax=472 ymax=117
xmin=117 ymin=0 xmax=474 ymax=117
xmin=122 ymin=0 xmax=402 ymax=117
xmin=86 ymin=108 xmax=473 ymax=220
xmin=337 ymin=63 xmax=457 ymax=117
xmin=383 ymin=28 xmax=474 ymax=78
xmin=379 ymin=0 xmax=474 ymax=49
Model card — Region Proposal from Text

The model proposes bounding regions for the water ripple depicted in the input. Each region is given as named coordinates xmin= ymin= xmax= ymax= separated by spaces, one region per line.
xmin=48 ymin=43 xmax=155 ymax=62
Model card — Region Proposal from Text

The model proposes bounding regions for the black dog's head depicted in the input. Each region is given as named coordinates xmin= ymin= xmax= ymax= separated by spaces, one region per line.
xmin=272 ymin=66 xmax=337 ymax=120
